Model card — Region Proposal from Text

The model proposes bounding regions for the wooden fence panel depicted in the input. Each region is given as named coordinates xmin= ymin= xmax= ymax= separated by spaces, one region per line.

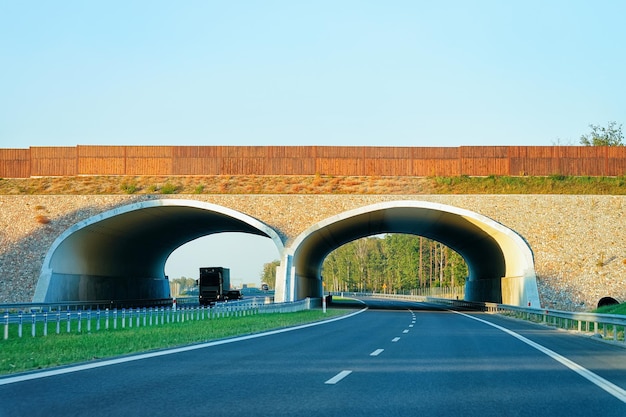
xmin=411 ymin=147 xmax=459 ymax=159
xmin=264 ymin=158 xmax=316 ymax=175
xmin=126 ymin=158 xmax=173 ymax=175
xmin=365 ymin=158 xmax=412 ymax=176
xmin=0 ymin=149 xmax=30 ymax=178
xmin=606 ymin=147 xmax=626 ymax=176
xmin=315 ymin=158 xmax=365 ymax=176
xmin=77 ymin=146 xmax=126 ymax=175
xmin=411 ymin=159 xmax=460 ymax=176
xmin=30 ymin=147 xmax=77 ymax=176
xmin=315 ymin=147 xmax=365 ymax=159
xmin=7 ymin=145 xmax=626 ymax=178
xmin=172 ymin=157 xmax=221 ymax=175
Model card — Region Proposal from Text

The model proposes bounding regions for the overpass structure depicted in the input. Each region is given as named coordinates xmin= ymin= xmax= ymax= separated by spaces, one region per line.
xmin=30 ymin=198 xmax=540 ymax=308
xmin=1 ymin=192 xmax=624 ymax=311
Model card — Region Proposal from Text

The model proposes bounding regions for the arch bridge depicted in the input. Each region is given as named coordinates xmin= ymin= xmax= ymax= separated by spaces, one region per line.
xmin=34 ymin=199 xmax=540 ymax=308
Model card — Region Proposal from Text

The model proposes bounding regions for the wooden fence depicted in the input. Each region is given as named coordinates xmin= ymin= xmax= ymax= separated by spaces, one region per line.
xmin=2 ymin=145 xmax=626 ymax=178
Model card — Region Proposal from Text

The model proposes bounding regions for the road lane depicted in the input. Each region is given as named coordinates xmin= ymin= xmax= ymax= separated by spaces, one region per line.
xmin=1 ymin=301 xmax=625 ymax=417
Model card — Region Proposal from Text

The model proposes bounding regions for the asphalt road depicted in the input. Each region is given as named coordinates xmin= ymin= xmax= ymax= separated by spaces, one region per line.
xmin=1 ymin=298 xmax=625 ymax=417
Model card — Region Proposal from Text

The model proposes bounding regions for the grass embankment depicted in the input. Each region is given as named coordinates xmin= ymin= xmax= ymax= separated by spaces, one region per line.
xmin=0 ymin=309 xmax=351 ymax=376
xmin=2 ymin=174 xmax=626 ymax=195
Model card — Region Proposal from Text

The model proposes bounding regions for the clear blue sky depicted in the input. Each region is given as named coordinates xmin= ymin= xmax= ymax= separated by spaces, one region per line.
xmin=2 ymin=1 xmax=624 ymax=284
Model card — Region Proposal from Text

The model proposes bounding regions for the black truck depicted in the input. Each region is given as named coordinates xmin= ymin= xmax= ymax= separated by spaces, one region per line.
xmin=198 ymin=267 xmax=241 ymax=305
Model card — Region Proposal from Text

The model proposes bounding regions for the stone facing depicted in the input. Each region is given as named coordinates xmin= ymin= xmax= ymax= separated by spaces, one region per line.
xmin=1 ymin=194 xmax=624 ymax=311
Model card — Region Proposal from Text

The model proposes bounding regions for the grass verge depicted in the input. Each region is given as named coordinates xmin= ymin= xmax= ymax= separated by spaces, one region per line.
xmin=594 ymin=303 xmax=626 ymax=315
xmin=0 ymin=309 xmax=352 ymax=376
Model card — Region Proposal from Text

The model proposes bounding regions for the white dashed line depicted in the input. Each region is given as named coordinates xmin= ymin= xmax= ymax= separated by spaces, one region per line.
xmin=392 ymin=337 xmax=401 ymax=342
xmin=403 ymin=329 xmax=409 ymax=333
xmin=325 ymin=370 xmax=352 ymax=385
xmin=370 ymin=349 xmax=384 ymax=356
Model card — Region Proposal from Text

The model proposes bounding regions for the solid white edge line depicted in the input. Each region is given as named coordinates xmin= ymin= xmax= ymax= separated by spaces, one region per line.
xmin=0 ymin=307 xmax=369 ymax=386
xmin=453 ymin=310 xmax=626 ymax=404
xmin=370 ymin=349 xmax=384 ymax=356
xmin=325 ymin=370 xmax=352 ymax=385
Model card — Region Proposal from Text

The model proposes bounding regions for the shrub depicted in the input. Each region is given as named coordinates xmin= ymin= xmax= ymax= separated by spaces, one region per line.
xmin=160 ymin=182 xmax=179 ymax=194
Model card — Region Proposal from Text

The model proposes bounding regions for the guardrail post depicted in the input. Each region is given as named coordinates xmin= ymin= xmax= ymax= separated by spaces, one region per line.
xmin=66 ymin=310 xmax=71 ymax=333
xmin=96 ymin=310 xmax=101 ymax=331
xmin=77 ymin=311 xmax=82 ymax=333
xmin=4 ymin=312 xmax=9 ymax=340
xmin=43 ymin=312 xmax=48 ymax=336
xmin=87 ymin=310 xmax=91 ymax=333
xmin=122 ymin=308 xmax=126 ymax=329
xmin=18 ymin=312 xmax=23 ymax=338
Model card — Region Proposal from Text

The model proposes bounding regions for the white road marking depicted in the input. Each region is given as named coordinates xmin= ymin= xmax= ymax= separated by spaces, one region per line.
xmin=0 ymin=308 xmax=369 ymax=386
xmin=409 ymin=324 xmax=414 ymax=327
xmin=392 ymin=337 xmax=401 ymax=342
xmin=403 ymin=329 xmax=409 ymax=333
xmin=370 ymin=349 xmax=384 ymax=356
xmin=454 ymin=311 xmax=626 ymax=404
xmin=325 ymin=370 xmax=352 ymax=385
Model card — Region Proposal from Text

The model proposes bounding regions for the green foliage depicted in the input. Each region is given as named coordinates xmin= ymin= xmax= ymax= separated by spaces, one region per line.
xmin=580 ymin=121 xmax=624 ymax=146
xmin=261 ymin=260 xmax=280 ymax=288
xmin=160 ymin=182 xmax=179 ymax=194
xmin=194 ymin=185 xmax=205 ymax=194
xmin=322 ymin=234 xmax=468 ymax=293
xmin=120 ymin=181 xmax=138 ymax=194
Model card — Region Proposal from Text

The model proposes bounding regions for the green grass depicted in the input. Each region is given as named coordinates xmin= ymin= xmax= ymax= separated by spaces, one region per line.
xmin=594 ymin=302 xmax=626 ymax=315
xmin=0 ymin=309 xmax=351 ymax=376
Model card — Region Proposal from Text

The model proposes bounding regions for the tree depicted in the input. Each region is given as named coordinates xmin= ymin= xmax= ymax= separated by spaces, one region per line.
xmin=579 ymin=121 xmax=624 ymax=146
xmin=260 ymin=260 xmax=280 ymax=289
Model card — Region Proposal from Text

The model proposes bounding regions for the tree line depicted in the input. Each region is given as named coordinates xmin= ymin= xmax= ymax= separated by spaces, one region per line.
xmin=321 ymin=234 xmax=468 ymax=293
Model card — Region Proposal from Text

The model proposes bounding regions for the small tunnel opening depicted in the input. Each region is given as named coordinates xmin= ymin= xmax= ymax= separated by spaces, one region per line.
xmin=597 ymin=296 xmax=620 ymax=308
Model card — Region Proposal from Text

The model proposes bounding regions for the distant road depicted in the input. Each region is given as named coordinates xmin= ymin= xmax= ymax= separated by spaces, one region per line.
xmin=2 ymin=299 xmax=625 ymax=417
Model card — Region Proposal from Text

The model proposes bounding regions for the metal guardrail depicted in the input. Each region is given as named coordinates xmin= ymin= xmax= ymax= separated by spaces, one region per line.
xmin=1 ymin=297 xmax=312 ymax=340
xmin=0 ymin=298 xmax=174 ymax=313
xmin=331 ymin=292 xmax=625 ymax=344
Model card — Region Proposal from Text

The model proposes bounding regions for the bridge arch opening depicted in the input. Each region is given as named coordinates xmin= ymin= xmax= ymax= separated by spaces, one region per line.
xmin=33 ymin=199 xmax=285 ymax=303
xmin=279 ymin=201 xmax=540 ymax=307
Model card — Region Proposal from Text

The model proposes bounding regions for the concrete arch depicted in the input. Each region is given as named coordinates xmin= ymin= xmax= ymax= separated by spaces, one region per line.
xmin=277 ymin=200 xmax=540 ymax=307
xmin=33 ymin=199 xmax=284 ymax=303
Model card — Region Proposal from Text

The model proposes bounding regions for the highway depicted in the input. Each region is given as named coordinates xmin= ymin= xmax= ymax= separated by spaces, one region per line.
xmin=1 ymin=298 xmax=625 ymax=417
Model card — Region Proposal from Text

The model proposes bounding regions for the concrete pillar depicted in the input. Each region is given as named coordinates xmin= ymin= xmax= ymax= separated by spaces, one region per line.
xmin=464 ymin=279 xmax=502 ymax=304
xmin=501 ymin=275 xmax=541 ymax=308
